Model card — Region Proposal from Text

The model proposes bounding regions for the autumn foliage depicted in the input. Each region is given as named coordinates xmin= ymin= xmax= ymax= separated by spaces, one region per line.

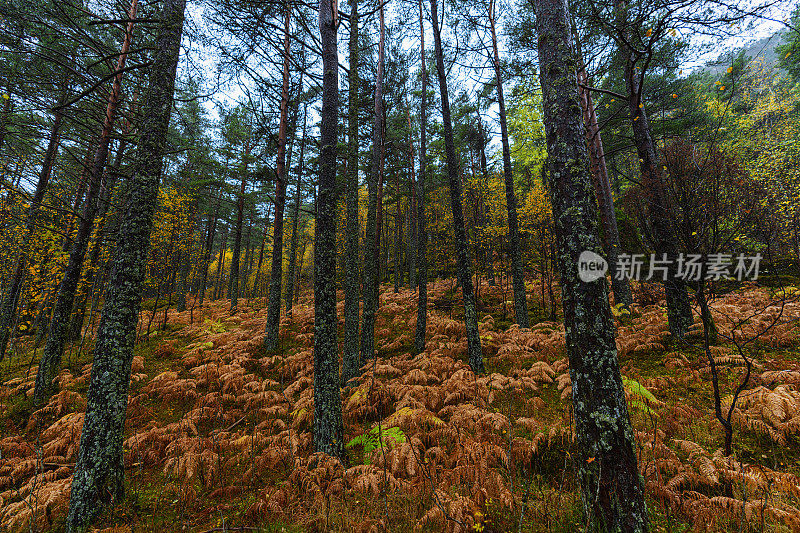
xmin=0 ymin=279 xmax=799 ymax=532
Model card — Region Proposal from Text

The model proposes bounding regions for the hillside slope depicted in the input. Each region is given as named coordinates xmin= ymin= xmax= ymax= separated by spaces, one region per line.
xmin=1 ymin=281 xmax=800 ymax=532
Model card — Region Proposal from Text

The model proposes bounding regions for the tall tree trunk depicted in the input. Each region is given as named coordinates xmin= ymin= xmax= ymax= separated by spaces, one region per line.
xmin=534 ymin=0 xmax=648 ymax=530
xmin=279 ymin=80 xmax=299 ymax=297
xmin=63 ymin=144 xmax=96 ymax=253
xmin=66 ymin=0 xmax=185 ymax=527
xmin=35 ymin=0 xmax=138 ymax=406
xmin=68 ymin=188 xmax=117 ymax=343
xmin=414 ymin=0 xmax=428 ymax=355
xmin=264 ymin=2 xmax=292 ymax=350
xmin=406 ymin=103 xmax=417 ymax=290
xmin=241 ymin=211 xmax=255 ymax=297
xmin=342 ymin=0 xmax=361 ymax=383
xmin=393 ymin=160 xmax=402 ymax=293
xmin=477 ymin=123 xmax=495 ymax=287
xmin=213 ymin=226 xmax=228 ymax=301
xmin=229 ymin=140 xmax=251 ymax=311
xmin=625 ymin=70 xmax=692 ymax=336
xmin=177 ymin=114 xmax=199 ymax=312
xmin=252 ymin=203 xmax=273 ymax=299
xmin=314 ymin=0 xmax=344 ymax=459
xmin=286 ymin=104 xmax=307 ymax=315
xmin=489 ymin=0 xmax=527 ymax=326
xmin=429 ymin=0 xmax=483 ymax=373
xmin=198 ymin=191 xmax=221 ymax=305
xmin=359 ymin=1 xmax=385 ymax=363
xmin=616 ymin=0 xmax=691 ymax=337
xmin=576 ymin=65 xmax=632 ymax=310
xmin=295 ymin=235 xmax=307 ymax=302
xmin=378 ymin=162 xmax=386 ymax=282
xmin=407 ymin=178 xmax=416 ymax=288
xmin=176 ymin=203 xmax=197 ymax=312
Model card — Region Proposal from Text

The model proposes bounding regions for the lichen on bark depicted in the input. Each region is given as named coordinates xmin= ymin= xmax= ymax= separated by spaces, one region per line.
xmin=534 ymin=0 xmax=649 ymax=530
xmin=65 ymin=0 xmax=187 ymax=528
xmin=313 ymin=0 xmax=344 ymax=459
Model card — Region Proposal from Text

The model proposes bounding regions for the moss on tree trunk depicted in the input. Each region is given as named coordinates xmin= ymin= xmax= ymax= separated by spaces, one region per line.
xmin=313 ymin=0 xmax=344 ymax=459
xmin=65 ymin=0 xmax=186 ymax=528
xmin=342 ymin=0 xmax=361 ymax=383
xmin=534 ymin=0 xmax=649 ymax=529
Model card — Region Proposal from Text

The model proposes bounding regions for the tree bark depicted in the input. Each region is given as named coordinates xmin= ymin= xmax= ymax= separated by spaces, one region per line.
xmin=62 ymin=144 xmax=95 ymax=254
xmin=198 ymin=191 xmax=221 ymax=305
xmin=429 ymin=0 xmax=483 ymax=373
xmin=342 ymin=0 xmax=361 ymax=383
xmin=314 ymin=0 xmax=344 ymax=459
xmin=251 ymin=203 xmax=272 ymax=299
xmin=279 ymin=78 xmax=299 ymax=302
xmin=66 ymin=0 xmax=185 ymax=528
xmin=175 ymin=204 xmax=195 ymax=312
xmin=393 ymin=156 xmax=403 ymax=293
xmin=359 ymin=1 xmax=385 ymax=363
xmin=414 ymin=0 xmax=428 ymax=355
xmin=241 ymin=214 xmax=254 ymax=296
xmin=534 ymin=0 xmax=648 ymax=530
xmin=476 ymin=122 xmax=495 ymax=289
xmin=295 ymin=235 xmax=307 ymax=302
xmin=286 ymin=103 xmax=307 ymax=315
xmin=378 ymin=164 xmax=386 ymax=282
xmin=264 ymin=2 xmax=292 ymax=350
xmin=229 ymin=139 xmax=251 ymax=311
xmin=406 ymin=103 xmax=417 ymax=290
xmin=625 ymin=70 xmax=692 ymax=336
xmin=213 ymin=225 xmax=228 ymax=301
xmin=488 ymin=1 xmax=526 ymax=325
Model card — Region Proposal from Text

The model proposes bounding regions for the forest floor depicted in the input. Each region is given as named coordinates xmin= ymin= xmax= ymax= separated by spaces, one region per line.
xmin=1 ymin=278 xmax=800 ymax=532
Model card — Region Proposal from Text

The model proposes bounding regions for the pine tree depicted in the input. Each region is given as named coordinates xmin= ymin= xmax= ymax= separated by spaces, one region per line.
xmin=535 ymin=0 xmax=648 ymax=529
xmin=34 ymin=0 xmax=139 ymax=406
xmin=414 ymin=0 xmax=429 ymax=355
xmin=488 ymin=0 xmax=529 ymax=328
xmin=66 ymin=0 xmax=186 ymax=527
xmin=264 ymin=1 xmax=292 ymax=349
xmin=313 ymin=0 xmax=344 ymax=459
xmin=359 ymin=0 xmax=386 ymax=364
xmin=342 ymin=0 xmax=361 ymax=383
xmin=429 ymin=0 xmax=483 ymax=373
